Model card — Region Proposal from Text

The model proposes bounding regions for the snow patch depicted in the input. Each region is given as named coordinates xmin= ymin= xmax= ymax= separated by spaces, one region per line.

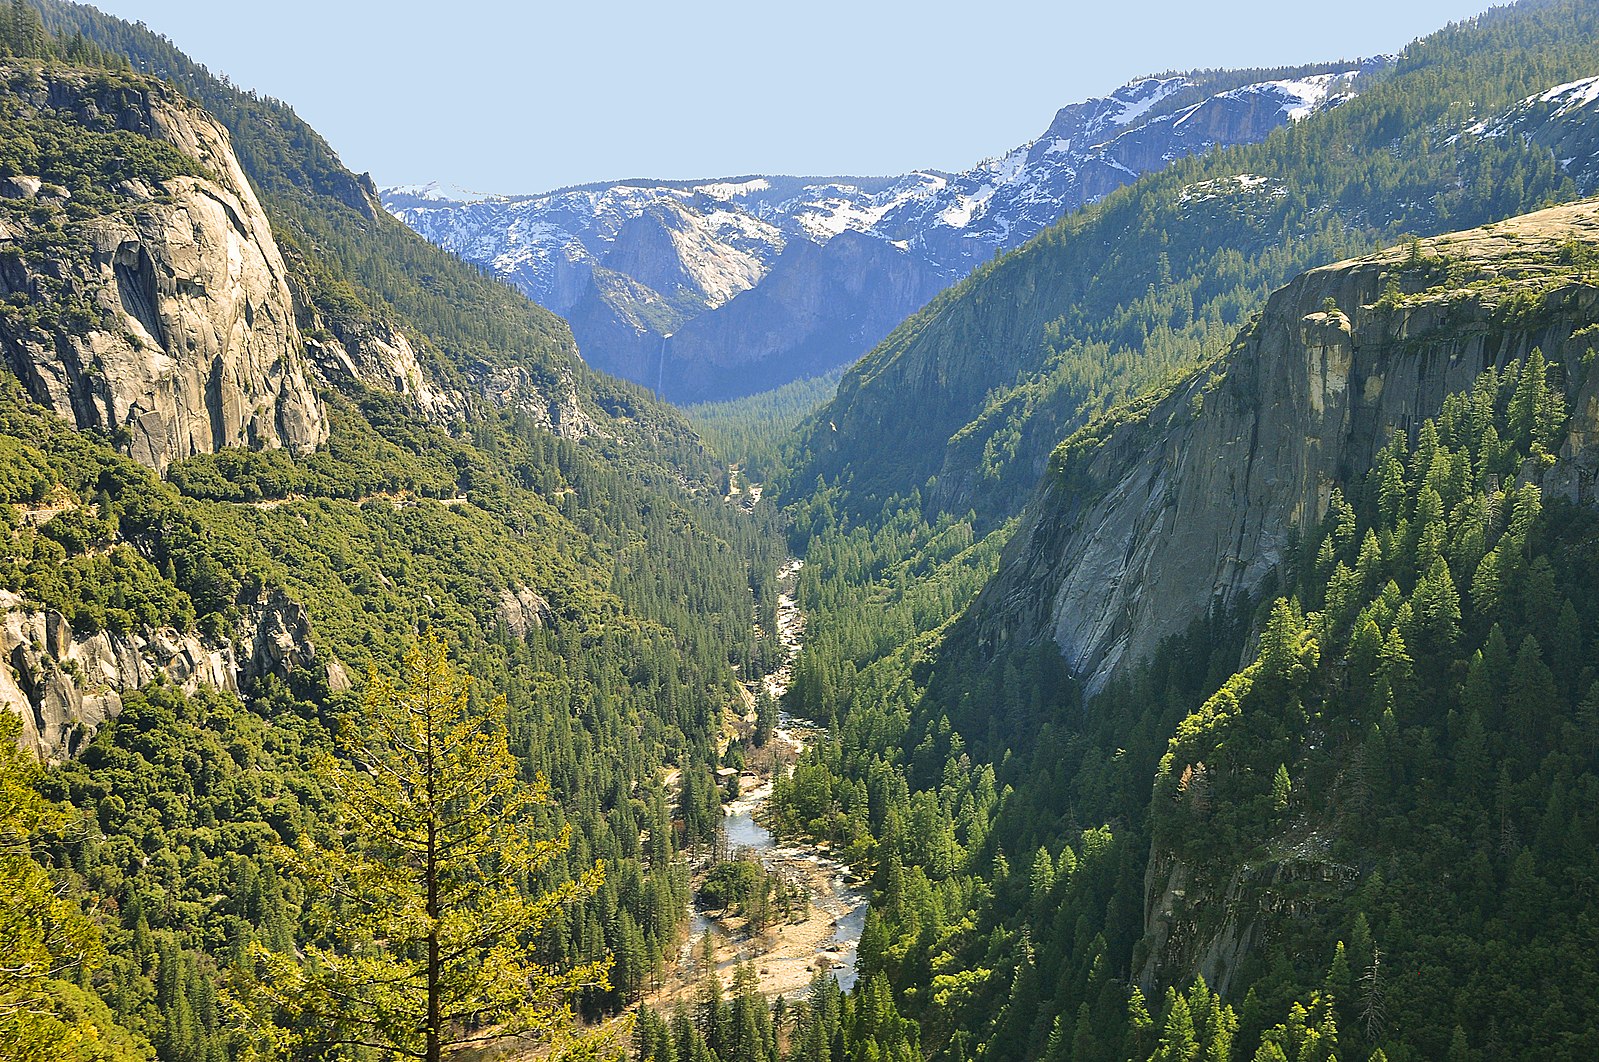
xmin=1179 ymin=174 xmax=1285 ymax=205
xmin=385 ymin=180 xmax=500 ymax=203
xmin=938 ymin=183 xmax=997 ymax=229
xmin=1104 ymin=77 xmax=1190 ymax=129
xmin=1267 ymin=72 xmax=1355 ymax=120
xmin=1470 ymin=75 xmax=1599 ymax=142
xmin=1538 ymin=76 xmax=1599 ymax=115
xmin=788 ymin=175 xmax=947 ymax=241
xmin=694 ymin=178 xmax=773 ymax=201
xmin=1181 ymin=70 xmax=1360 ymax=127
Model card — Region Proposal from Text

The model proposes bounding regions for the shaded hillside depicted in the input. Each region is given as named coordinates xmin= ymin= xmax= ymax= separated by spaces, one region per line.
xmin=775 ymin=194 xmax=1599 ymax=1062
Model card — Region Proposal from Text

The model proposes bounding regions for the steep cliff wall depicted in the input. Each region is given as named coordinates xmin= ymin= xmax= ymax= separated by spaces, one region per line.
xmin=1 ymin=584 xmax=339 ymax=763
xmin=659 ymin=231 xmax=945 ymax=402
xmin=302 ymin=318 xmax=463 ymax=422
xmin=974 ymin=200 xmax=1599 ymax=997
xmin=980 ymin=201 xmax=1599 ymax=692
xmin=0 ymin=66 xmax=326 ymax=471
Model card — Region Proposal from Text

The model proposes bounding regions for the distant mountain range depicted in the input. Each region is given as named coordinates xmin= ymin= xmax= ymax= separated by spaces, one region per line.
xmin=384 ymin=62 xmax=1386 ymax=402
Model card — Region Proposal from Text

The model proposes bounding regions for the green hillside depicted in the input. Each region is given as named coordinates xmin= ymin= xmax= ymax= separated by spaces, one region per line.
xmin=13 ymin=1 xmax=1599 ymax=1060
xmin=749 ymin=4 xmax=1599 ymax=1061
xmin=771 ymin=209 xmax=1599 ymax=1062
xmin=793 ymin=0 xmax=1599 ymax=527
xmin=0 ymin=7 xmax=787 ymax=1056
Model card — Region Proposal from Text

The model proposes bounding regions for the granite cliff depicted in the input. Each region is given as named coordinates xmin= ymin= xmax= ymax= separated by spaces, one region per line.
xmin=970 ymin=199 xmax=1599 ymax=994
xmin=1 ymin=581 xmax=339 ymax=763
xmin=981 ymin=199 xmax=1599 ymax=694
xmin=0 ymin=66 xmax=327 ymax=471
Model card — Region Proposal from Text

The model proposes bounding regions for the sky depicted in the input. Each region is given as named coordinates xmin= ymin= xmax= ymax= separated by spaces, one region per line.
xmin=86 ymin=0 xmax=1502 ymax=194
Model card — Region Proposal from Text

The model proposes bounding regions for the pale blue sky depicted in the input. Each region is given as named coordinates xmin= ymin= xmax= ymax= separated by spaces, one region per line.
xmin=88 ymin=0 xmax=1500 ymax=193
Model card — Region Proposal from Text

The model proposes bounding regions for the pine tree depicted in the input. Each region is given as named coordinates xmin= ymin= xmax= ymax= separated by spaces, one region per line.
xmin=1151 ymin=991 xmax=1199 ymax=1062
xmin=1126 ymin=986 xmax=1156 ymax=1060
xmin=2 ymin=0 xmax=46 ymax=59
xmin=245 ymin=635 xmax=612 ymax=1061
xmin=0 ymin=713 xmax=108 ymax=1059
xmin=1508 ymin=635 xmax=1557 ymax=758
xmin=1030 ymin=845 xmax=1055 ymax=915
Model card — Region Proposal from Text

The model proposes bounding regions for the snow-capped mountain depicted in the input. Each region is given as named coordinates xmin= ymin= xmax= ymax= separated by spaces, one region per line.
xmin=1472 ymin=75 xmax=1599 ymax=193
xmin=386 ymin=64 xmax=1380 ymax=403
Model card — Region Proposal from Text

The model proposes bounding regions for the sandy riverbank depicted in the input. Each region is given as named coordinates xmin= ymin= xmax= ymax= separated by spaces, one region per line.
xmin=647 ymin=718 xmax=866 ymax=1008
xmin=644 ymin=557 xmax=866 ymax=1012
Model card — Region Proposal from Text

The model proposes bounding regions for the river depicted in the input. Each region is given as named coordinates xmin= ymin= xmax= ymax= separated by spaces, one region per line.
xmin=718 ymin=713 xmax=868 ymax=993
xmin=666 ymin=560 xmax=870 ymax=999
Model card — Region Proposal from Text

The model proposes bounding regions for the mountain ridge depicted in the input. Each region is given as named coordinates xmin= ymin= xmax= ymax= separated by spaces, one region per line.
xmin=790 ymin=3 xmax=1595 ymax=533
xmin=387 ymin=61 xmax=1379 ymax=402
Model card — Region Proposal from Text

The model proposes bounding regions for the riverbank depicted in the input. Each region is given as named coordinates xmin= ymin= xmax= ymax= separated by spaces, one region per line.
xmin=646 ymin=713 xmax=866 ymax=1011
xmin=646 ymin=558 xmax=868 ymax=1007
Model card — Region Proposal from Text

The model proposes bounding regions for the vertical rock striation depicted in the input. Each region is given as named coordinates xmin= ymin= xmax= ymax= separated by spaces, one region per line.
xmin=0 ymin=67 xmax=326 ymax=471
xmin=1 ymin=585 xmax=332 ymax=762
xmin=972 ymin=200 xmax=1599 ymax=993
xmin=981 ymin=201 xmax=1599 ymax=694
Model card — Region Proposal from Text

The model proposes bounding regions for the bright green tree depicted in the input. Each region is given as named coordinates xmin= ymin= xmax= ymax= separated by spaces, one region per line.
xmin=247 ymin=635 xmax=613 ymax=1061
xmin=1151 ymin=990 xmax=1200 ymax=1062
xmin=0 ymin=712 xmax=123 ymax=1061
xmin=1272 ymin=765 xmax=1292 ymax=812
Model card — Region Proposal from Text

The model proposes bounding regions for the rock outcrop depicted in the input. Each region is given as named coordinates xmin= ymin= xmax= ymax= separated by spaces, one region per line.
xmin=658 ymin=230 xmax=946 ymax=401
xmin=1 ymin=584 xmax=334 ymax=762
xmin=971 ymin=200 xmax=1599 ymax=995
xmin=303 ymin=319 xmax=462 ymax=422
xmin=496 ymin=586 xmax=553 ymax=638
xmin=1137 ymin=832 xmax=1358 ymax=996
xmin=0 ymin=67 xmax=327 ymax=471
xmin=979 ymin=200 xmax=1599 ymax=693
xmin=472 ymin=357 xmax=603 ymax=441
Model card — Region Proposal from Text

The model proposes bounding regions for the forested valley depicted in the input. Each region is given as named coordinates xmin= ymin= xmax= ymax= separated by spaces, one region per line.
xmin=9 ymin=1 xmax=1599 ymax=1061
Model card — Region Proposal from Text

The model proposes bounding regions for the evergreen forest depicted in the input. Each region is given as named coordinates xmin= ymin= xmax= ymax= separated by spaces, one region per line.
xmin=8 ymin=1 xmax=1599 ymax=1061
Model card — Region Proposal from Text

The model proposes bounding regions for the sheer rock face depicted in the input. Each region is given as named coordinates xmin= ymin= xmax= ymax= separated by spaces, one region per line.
xmin=303 ymin=323 xmax=462 ymax=422
xmin=656 ymin=230 xmax=947 ymax=402
xmin=0 ymin=69 xmax=327 ymax=471
xmin=496 ymin=587 xmax=553 ymax=639
xmin=1138 ymin=836 xmax=1358 ymax=997
xmin=974 ymin=200 xmax=1599 ymax=993
xmin=0 ymin=585 xmax=330 ymax=763
xmin=979 ymin=201 xmax=1599 ymax=695
xmin=471 ymin=357 xmax=602 ymax=441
